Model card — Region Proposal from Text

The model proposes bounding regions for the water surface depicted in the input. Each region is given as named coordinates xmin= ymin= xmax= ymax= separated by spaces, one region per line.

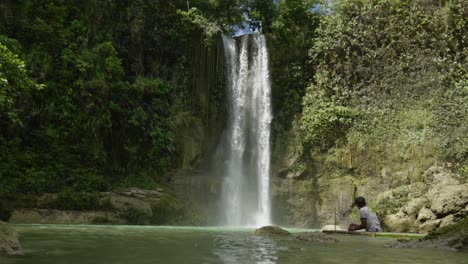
xmin=1 ymin=225 xmax=466 ymax=264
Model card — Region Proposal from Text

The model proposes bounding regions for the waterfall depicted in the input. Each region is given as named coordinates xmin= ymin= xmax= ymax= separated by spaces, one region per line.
xmin=220 ymin=34 xmax=272 ymax=227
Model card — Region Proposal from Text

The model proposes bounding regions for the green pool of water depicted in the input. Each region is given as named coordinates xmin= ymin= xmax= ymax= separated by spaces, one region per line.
xmin=1 ymin=225 xmax=466 ymax=264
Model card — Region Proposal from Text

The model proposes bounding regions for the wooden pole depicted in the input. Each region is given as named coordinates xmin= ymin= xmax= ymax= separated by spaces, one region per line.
xmin=334 ymin=204 xmax=337 ymax=232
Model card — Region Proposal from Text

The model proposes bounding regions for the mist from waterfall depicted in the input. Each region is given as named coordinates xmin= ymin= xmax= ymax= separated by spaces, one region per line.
xmin=219 ymin=34 xmax=272 ymax=227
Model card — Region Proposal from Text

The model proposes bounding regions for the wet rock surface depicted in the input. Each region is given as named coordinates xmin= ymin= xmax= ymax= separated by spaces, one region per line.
xmin=293 ymin=232 xmax=340 ymax=243
xmin=255 ymin=226 xmax=291 ymax=236
xmin=377 ymin=167 xmax=468 ymax=233
xmin=386 ymin=218 xmax=468 ymax=251
xmin=0 ymin=221 xmax=22 ymax=255
xmin=9 ymin=188 xmax=181 ymax=225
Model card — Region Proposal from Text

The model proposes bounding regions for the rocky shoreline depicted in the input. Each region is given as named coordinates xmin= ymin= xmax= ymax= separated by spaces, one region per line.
xmin=5 ymin=188 xmax=181 ymax=226
xmin=386 ymin=218 xmax=468 ymax=251
xmin=378 ymin=167 xmax=468 ymax=233
xmin=255 ymin=223 xmax=467 ymax=252
xmin=254 ymin=226 xmax=340 ymax=244
xmin=0 ymin=221 xmax=22 ymax=255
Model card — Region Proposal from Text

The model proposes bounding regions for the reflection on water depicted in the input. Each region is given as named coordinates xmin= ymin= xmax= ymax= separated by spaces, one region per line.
xmin=1 ymin=225 xmax=467 ymax=264
xmin=213 ymin=232 xmax=287 ymax=264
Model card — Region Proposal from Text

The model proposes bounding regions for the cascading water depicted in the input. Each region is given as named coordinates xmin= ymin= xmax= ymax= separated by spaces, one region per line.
xmin=220 ymin=34 xmax=272 ymax=227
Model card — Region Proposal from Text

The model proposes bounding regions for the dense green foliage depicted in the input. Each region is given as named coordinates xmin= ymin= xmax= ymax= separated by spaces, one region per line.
xmin=0 ymin=0 xmax=242 ymax=195
xmin=270 ymin=0 xmax=467 ymax=227
xmin=0 ymin=0 xmax=320 ymax=197
xmin=270 ymin=0 xmax=320 ymax=131
xmin=0 ymin=0 xmax=466 ymax=228
xmin=299 ymin=0 xmax=467 ymax=165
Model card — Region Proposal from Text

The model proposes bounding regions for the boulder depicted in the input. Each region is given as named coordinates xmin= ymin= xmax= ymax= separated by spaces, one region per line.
xmin=423 ymin=166 xmax=461 ymax=185
xmin=383 ymin=213 xmax=415 ymax=232
xmin=254 ymin=226 xmax=290 ymax=236
xmin=0 ymin=221 xmax=22 ymax=255
xmin=422 ymin=166 xmax=446 ymax=183
xmin=439 ymin=215 xmax=456 ymax=228
xmin=418 ymin=219 xmax=441 ymax=234
xmin=375 ymin=182 xmax=427 ymax=212
xmin=100 ymin=193 xmax=152 ymax=225
xmin=416 ymin=207 xmax=436 ymax=223
xmin=376 ymin=167 xmax=468 ymax=233
xmin=108 ymin=188 xmax=181 ymax=224
xmin=402 ymin=197 xmax=428 ymax=216
xmin=427 ymin=184 xmax=468 ymax=218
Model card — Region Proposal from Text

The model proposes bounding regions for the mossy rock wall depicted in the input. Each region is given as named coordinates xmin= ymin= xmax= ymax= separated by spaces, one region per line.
xmin=175 ymin=32 xmax=227 ymax=169
xmin=269 ymin=122 xmax=468 ymax=231
xmin=171 ymin=33 xmax=227 ymax=225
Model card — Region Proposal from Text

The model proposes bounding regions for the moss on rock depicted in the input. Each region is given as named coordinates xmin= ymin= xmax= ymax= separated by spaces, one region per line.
xmin=0 ymin=221 xmax=22 ymax=255
xmin=387 ymin=218 xmax=468 ymax=251
xmin=255 ymin=226 xmax=290 ymax=236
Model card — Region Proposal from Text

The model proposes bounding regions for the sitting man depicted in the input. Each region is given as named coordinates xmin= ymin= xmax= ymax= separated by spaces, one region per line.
xmin=348 ymin=196 xmax=382 ymax=232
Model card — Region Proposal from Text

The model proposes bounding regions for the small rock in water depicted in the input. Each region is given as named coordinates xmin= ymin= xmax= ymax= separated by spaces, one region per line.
xmin=396 ymin=238 xmax=412 ymax=243
xmin=294 ymin=232 xmax=340 ymax=243
xmin=255 ymin=226 xmax=290 ymax=236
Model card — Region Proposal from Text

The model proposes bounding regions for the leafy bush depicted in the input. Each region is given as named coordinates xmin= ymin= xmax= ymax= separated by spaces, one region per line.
xmin=0 ymin=43 xmax=40 ymax=127
xmin=0 ymin=200 xmax=12 ymax=221
xmin=434 ymin=76 xmax=468 ymax=163
xmin=301 ymin=87 xmax=358 ymax=150
xmin=299 ymin=0 xmax=467 ymax=162
xmin=43 ymin=189 xmax=102 ymax=211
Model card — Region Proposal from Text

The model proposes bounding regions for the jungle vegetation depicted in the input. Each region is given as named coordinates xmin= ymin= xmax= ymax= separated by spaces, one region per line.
xmin=0 ymin=0 xmax=466 ymax=204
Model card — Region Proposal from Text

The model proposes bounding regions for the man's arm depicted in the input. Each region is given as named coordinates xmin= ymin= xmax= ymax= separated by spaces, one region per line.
xmin=348 ymin=218 xmax=367 ymax=231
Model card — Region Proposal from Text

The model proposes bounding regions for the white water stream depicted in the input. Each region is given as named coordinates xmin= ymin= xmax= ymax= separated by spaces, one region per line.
xmin=220 ymin=34 xmax=272 ymax=227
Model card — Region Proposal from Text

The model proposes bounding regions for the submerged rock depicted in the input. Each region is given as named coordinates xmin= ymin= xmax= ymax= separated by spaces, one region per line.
xmin=0 ymin=221 xmax=22 ymax=255
xmin=255 ymin=226 xmax=290 ymax=236
xmin=294 ymin=232 xmax=339 ymax=243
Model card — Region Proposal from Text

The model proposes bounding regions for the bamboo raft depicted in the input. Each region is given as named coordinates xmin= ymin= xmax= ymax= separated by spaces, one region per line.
xmin=322 ymin=230 xmax=426 ymax=238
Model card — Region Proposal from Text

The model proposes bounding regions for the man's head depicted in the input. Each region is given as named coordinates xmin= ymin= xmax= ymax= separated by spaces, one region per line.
xmin=355 ymin=196 xmax=366 ymax=208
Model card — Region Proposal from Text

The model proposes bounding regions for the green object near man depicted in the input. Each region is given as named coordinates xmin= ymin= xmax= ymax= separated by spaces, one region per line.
xmin=348 ymin=197 xmax=382 ymax=232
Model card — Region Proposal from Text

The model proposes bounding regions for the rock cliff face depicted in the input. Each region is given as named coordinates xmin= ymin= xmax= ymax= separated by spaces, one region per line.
xmin=175 ymin=33 xmax=227 ymax=169
xmin=268 ymin=120 xmax=467 ymax=231
xmin=170 ymin=34 xmax=227 ymax=225
xmin=271 ymin=159 xmax=467 ymax=232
